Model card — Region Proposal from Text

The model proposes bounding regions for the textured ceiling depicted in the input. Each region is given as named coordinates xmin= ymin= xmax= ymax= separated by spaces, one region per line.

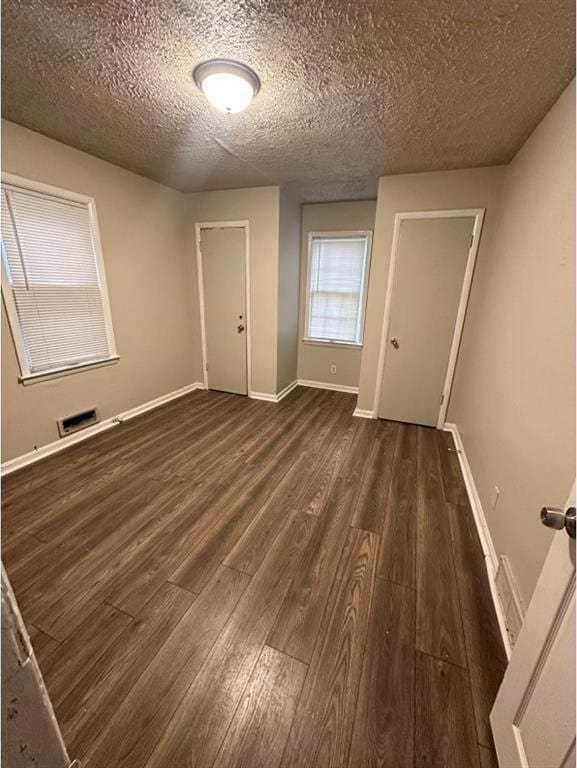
xmin=2 ymin=0 xmax=575 ymax=199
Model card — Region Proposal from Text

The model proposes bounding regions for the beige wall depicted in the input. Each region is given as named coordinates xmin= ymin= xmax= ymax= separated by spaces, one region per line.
xmin=186 ymin=186 xmax=281 ymax=396
xmin=448 ymin=81 xmax=576 ymax=605
xmin=298 ymin=200 xmax=376 ymax=388
xmin=277 ymin=190 xmax=301 ymax=392
xmin=357 ymin=166 xmax=506 ymax=411
xmin=1 ymin=120 xmax=200 ymax=461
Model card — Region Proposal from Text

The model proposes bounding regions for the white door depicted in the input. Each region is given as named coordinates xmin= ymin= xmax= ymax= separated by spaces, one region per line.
xmin=378 ymin=215 xmax=477 ymax=427
xmin=2 ymin=566 xmax=70 ymax=767
xmin=200 ymin=227 xmax=248 ymax=395
xmin=491 ymin=487 xmax=576 ymax=767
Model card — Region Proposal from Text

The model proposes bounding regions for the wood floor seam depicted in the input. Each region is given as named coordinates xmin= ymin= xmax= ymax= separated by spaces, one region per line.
xmin=30 ymin=622 xmax=60 ymax=645
xmin=103 ymin=600 xmax=137 ymax=619
xmin=164 ymin=579 xmax=201 ymax=596
xmin=416 ymin=647 xmax=468 ymax=672
xmin=218 ymin=562 xmax=255 ymax=579
xmin=434 ymin=440 xmax=469 ymax=668
xmin=375 ymin=574 xmax=415 ymax=591
xmin=343 ymin=563 xmax=378 ymax=768
xmin=263 ymin=642 xmax=311 ymax=667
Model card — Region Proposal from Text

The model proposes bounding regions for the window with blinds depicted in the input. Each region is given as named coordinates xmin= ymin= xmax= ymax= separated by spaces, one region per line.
xmin=1 ymin=180 xmax=117 ymax=380
xmin=304 ymin=232 xmax=371 ymax=345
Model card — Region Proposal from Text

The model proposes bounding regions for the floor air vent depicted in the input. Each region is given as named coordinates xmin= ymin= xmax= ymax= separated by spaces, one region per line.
xmin=57 ymin=408 xmax=99 ymax=437
xmin=495 ymin=555 xmax=525 ymax=647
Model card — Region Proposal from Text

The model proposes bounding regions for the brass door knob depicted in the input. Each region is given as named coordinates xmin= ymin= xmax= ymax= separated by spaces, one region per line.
xmin=390 ymin=337 xmax=399 ymax=349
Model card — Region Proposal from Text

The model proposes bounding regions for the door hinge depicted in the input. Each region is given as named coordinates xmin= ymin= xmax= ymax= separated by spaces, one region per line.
xmin=469 ymin=234 xmax=474 ymax=249
xmin=205 ymin=363 xmax=209 ymax=371
xmin=440 ymin=393 xmax=445 ymax=405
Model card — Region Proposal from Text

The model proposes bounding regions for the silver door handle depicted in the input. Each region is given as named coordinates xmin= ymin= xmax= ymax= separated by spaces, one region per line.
xmin=390 ymin=337 xmax=399 ymax=349
xmin=237 ymin=324 xmax=245 ymax=333
xmin=540 ymin=506 xmax=576 ymax=538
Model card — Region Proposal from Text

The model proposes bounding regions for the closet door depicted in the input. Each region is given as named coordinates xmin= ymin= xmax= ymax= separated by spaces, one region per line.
xmin=200 ymin=227 xmax=247 ymax=395
xmin=378 ymin=215 xmax=475 ymax=426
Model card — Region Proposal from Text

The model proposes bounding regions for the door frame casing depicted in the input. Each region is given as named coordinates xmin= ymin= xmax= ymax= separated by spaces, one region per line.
xmin=195 ymin=221 xmax=251 ymax=395
xmin=373 ymin=208 xmax=485 ymax=427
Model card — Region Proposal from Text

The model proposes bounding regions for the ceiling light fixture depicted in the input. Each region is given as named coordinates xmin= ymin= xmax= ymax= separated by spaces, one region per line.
xmin=193 ymin=59 xmax=260 ymax=114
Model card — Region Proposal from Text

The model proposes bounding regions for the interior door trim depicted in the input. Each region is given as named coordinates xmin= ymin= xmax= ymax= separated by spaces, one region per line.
xmin=372 ymin=208 xmax=485 ymax=427
xmin=195 ymin=220 xmax=251 ymax=395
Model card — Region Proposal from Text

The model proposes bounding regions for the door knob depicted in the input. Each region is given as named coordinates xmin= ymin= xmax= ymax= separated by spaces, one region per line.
xmin=540 ymin=506 xmax=576 ymax=539
xmin=390 ymin=337 xmax=399 ymax=349
xmin=237 ymin=324 xmax=245 ymax=333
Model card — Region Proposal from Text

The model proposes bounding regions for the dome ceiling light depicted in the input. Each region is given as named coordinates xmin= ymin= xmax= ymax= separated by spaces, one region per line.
xmin=193 ymin=59 xmax=260 ymax=114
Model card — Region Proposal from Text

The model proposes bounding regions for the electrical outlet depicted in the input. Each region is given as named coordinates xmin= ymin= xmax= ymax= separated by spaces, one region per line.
xmin=330 ymin=365 xmax=337 ymax=375
xmin=493 ymin=486 xmax=500 ymax=510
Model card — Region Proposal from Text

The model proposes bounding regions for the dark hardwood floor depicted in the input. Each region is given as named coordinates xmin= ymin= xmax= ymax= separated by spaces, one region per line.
xmin=1 ymin=386 xmax=507 ymax=767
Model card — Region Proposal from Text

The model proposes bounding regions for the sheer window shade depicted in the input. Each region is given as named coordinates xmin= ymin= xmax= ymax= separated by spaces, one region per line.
xmin=305 ymin=234 xmax=370 ymax=344
xmin=1 ymin=184 xmax=116 ymax=377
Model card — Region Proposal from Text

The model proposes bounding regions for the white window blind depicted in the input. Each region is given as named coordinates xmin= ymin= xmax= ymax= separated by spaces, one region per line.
xmin=305 ymin=233 xmax=370 ymax=344
xmin=1 ymin=183 xmax=116 ymax=378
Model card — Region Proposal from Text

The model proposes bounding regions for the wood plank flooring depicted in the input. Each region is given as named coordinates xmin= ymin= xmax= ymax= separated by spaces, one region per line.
xmin=1 ymin=387 xmax=507 ymax=767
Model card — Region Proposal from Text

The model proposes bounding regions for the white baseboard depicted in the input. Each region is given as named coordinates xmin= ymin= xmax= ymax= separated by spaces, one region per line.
xmin=353 ymin=408 xmax=376 ymax=419
xmin=1 ymin=382 xmax=205 ymax=476
xmin=443 ymin=421 xmax=512 ymax=659
xmin=249 ymin=391 xmax=277 ymax=402
xmin=276 ymin=380 xmax=298 ymax=401
xmin=443 ymin=423 xmax=498 ymax=569
xmin=251 ymin=379 xmax=357 ymax=402
xmin=118 ymin=382 xmax=206 ymax=422
xmin=250 ymin=380 xmax=297 ymax=403
xmin=297 ymin=379 xmax=359 ymax=394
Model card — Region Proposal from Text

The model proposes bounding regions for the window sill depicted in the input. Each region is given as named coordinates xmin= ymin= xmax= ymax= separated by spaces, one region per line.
xmin=302 ymin=339 xmax=363 ymax=350
xmin=19 ymin=356 xmax=120 ymax=386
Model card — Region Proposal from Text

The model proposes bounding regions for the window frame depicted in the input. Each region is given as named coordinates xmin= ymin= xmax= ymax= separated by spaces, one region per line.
xmin=303 ymin=229 xmax=373 ymax=348
xmin=1 ymin=173 xmax=119 ymax=385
